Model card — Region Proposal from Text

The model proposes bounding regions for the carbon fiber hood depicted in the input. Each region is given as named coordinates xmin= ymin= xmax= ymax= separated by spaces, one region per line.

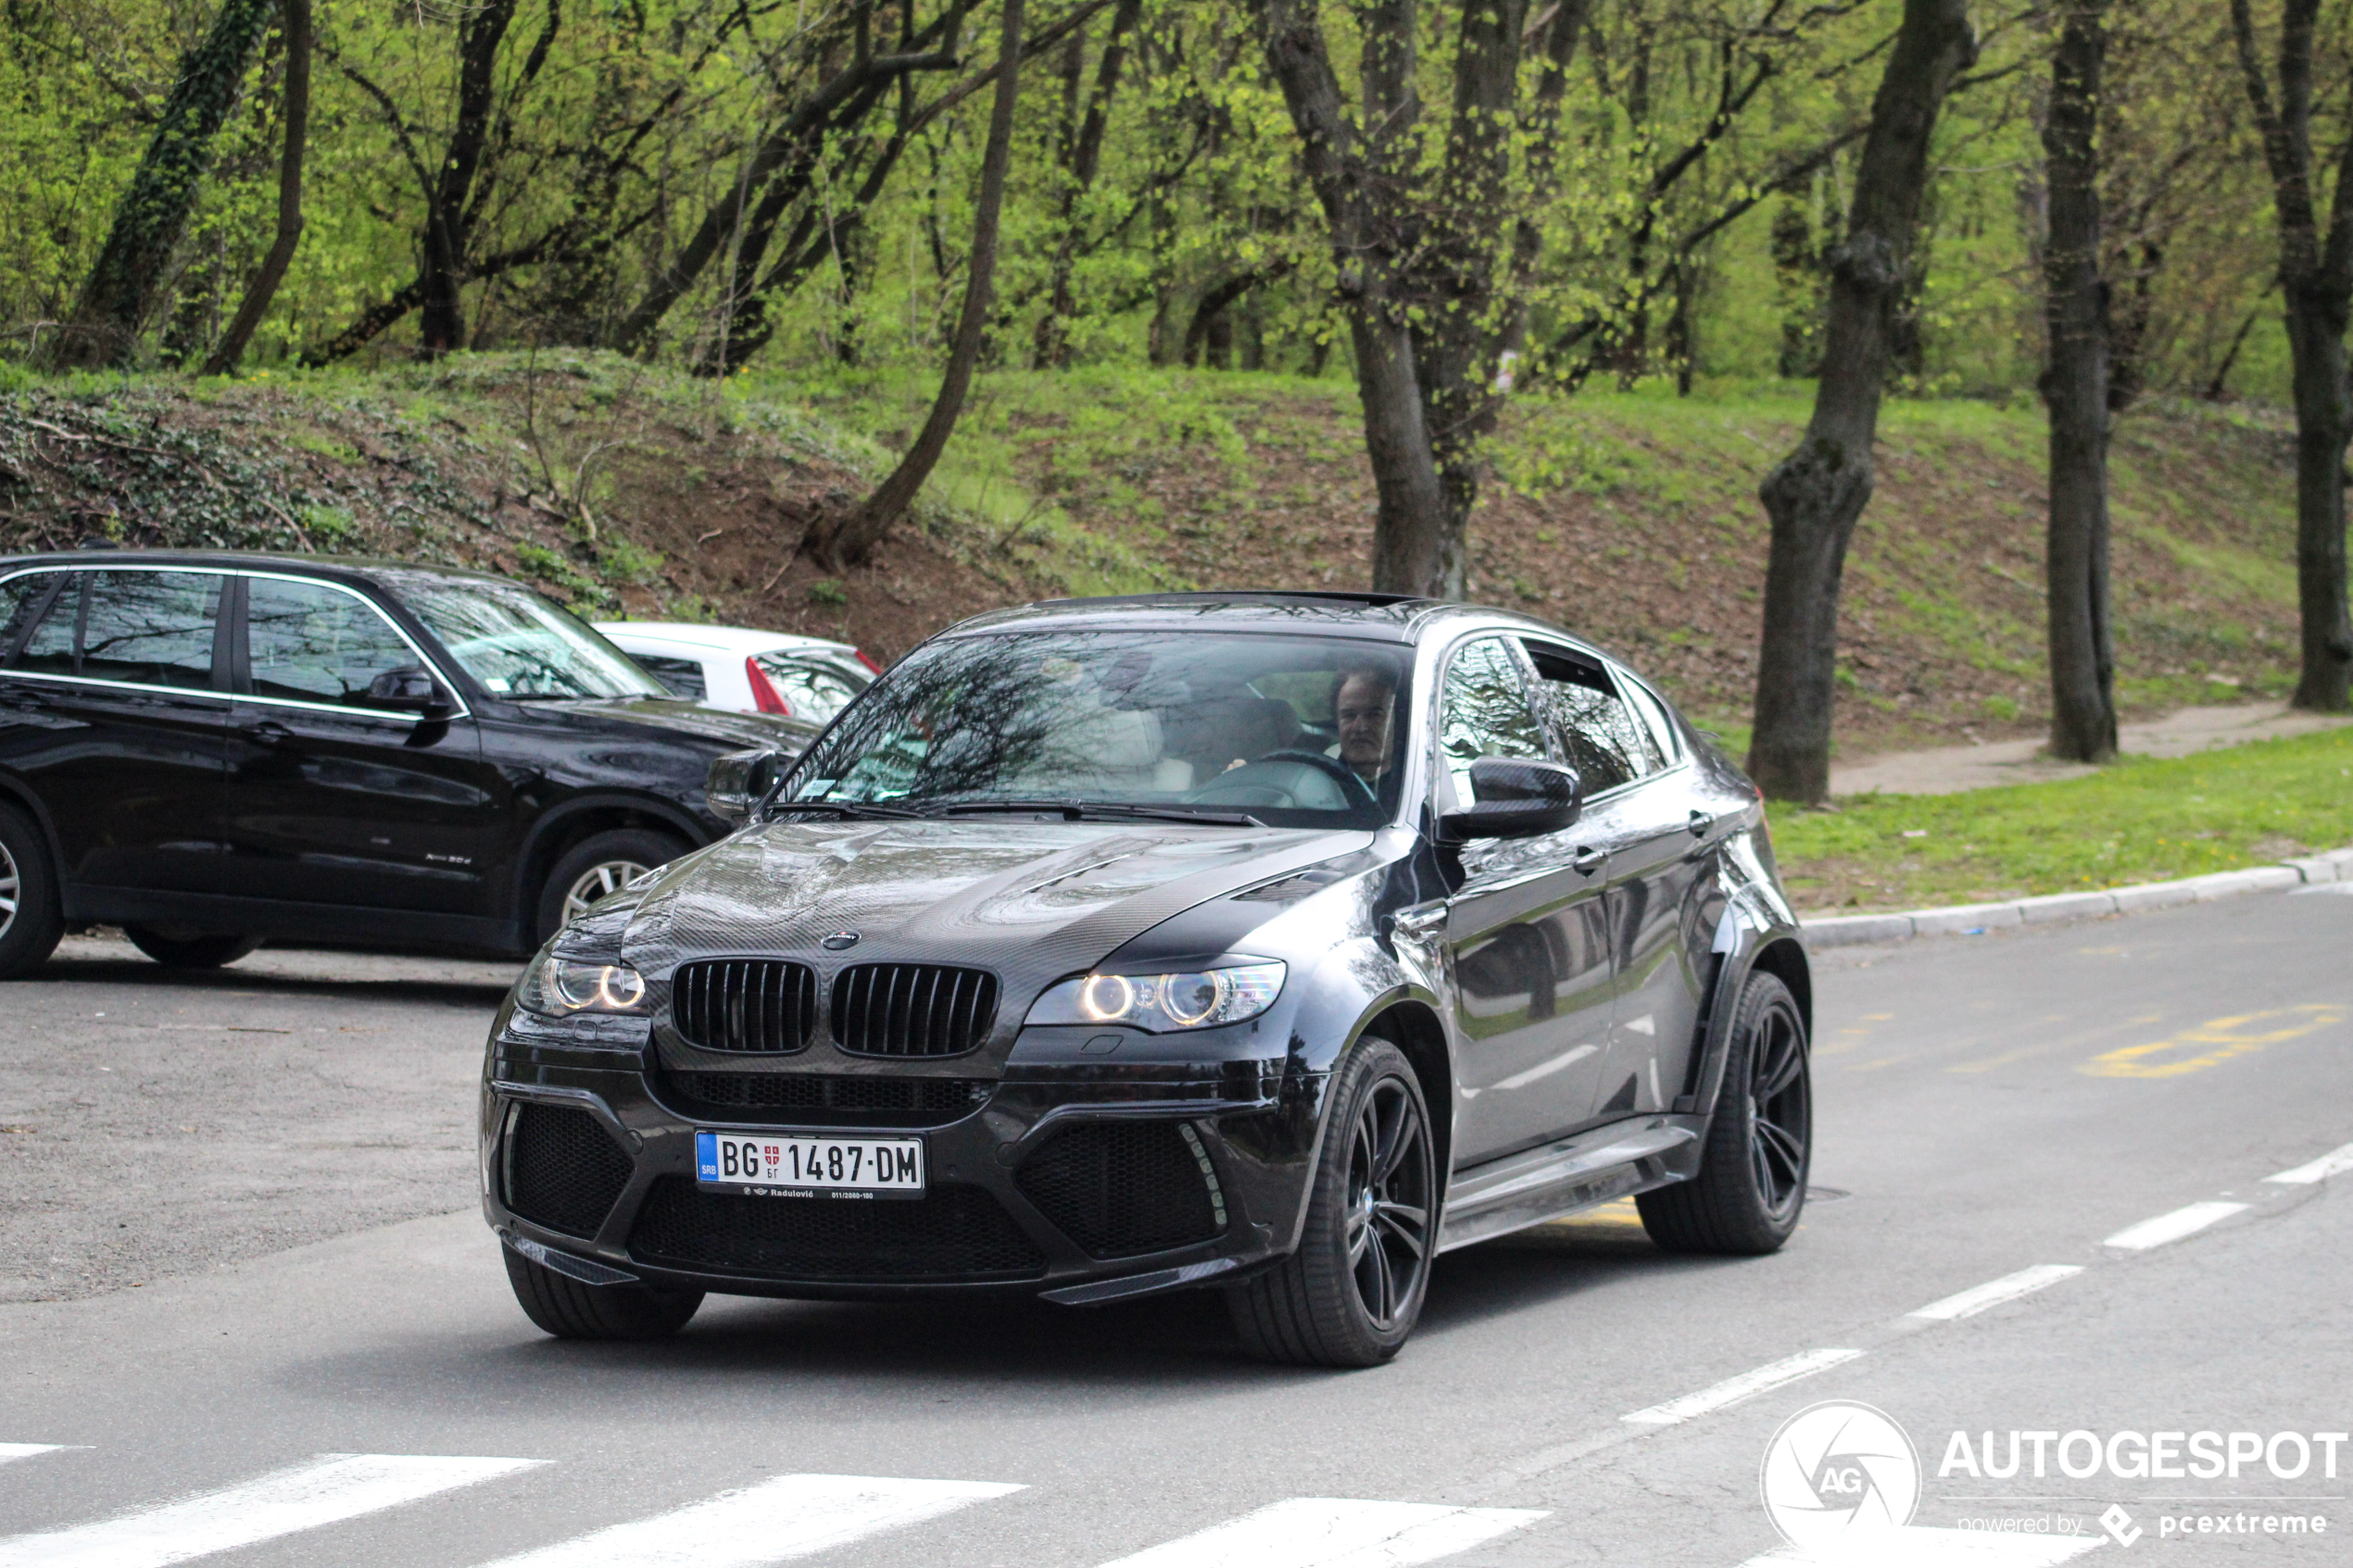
xmin=617 ymin=818 xmax=1369 ymax=1034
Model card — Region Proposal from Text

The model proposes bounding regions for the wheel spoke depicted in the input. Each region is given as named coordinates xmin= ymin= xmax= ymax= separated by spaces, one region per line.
xmin=1757 ymin=1035 xmax=1804 ymax=1100
xmin=1365 ymin=1228 xmax=1396 ymax=1321
xmin=1756 ymin=1116 xmax=1805 ymax=1180
xmin=1345 ymin=1207 xmax=1372 ymax=1263
xmin=1373 ymin=1210 xmax=1428 ymax=1259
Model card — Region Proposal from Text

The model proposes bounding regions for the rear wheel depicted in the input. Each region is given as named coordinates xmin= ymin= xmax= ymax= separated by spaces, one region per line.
xmin=1638 ymin=970 xmax=1811 ymax=1254
xmin=535 ymin=828 xmax=687 ymax=944
xmin=502 ymin=1247 xmax=703 ymax=1340
xmin=1227 ymin=1035 xmax=1435 ymax=1367
xmin=0 ymin=804 xmax=63 ymax=980
xmin=124 ymin=928 xmax=262 ymax=969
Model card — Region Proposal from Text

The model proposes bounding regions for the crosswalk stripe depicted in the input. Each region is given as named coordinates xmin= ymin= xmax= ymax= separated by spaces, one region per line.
xmin=1091 ymin=1498 xmax=1546 ymax=1568
xmin=0 ymin=1452 xmax=540 ymax=1568
xmin=1735 ymin=1524 xmax=2102 ymax=1565
xmin=0 ymin=1448 xmax=66 ymax=1468
xmin=472 ymin=1473 xmax=1024 ymax=1567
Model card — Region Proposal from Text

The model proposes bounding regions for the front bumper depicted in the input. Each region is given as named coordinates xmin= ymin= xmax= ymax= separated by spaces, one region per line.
xmin=480 ymin=1023 xmax=1327 ymax=1303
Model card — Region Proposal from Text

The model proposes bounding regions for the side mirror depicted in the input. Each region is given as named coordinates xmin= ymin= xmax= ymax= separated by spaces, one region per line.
xmin=1441 ymin=757 xmax=1582 ymax=842
xmin=706 ymin=747 xmax=789 ymax=826
xmin=367 ymin=666 xmax=453 ymax=721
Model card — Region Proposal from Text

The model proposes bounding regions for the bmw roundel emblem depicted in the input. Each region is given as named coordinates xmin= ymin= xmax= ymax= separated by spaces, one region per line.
xmin=821 ymin=931 xmax=861 ymax=951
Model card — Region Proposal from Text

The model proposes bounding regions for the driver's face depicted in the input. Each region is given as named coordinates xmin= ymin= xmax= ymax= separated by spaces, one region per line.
xmin=1335 ymin=675 xmax=1395 ymax=779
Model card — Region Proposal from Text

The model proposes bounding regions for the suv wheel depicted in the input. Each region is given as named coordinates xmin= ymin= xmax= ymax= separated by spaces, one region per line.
xmin=503 ymin=1247 xmax=703 ymax=1340
xmin=0 ymin=803 xmax=63 ymax=980
xmin=124 ymin=928 xmax=263 ymax=969
xmin=535 ymin=829 xmax=688 ymax=944
xmin=1227 ymin=1035 xmax=1435 ymax=1367
xmin=1637 ymin=970 xmax=1811 ymax=1254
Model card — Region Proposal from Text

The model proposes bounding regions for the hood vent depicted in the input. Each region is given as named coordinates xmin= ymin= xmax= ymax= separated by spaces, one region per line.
xmin=673 ymin=960 xmax=819 ymax=1053
xmin=831 ymin=964 xmax=999 ymax=1058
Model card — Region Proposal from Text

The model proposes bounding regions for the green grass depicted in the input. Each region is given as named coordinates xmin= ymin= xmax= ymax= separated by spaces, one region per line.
xmin=1770 ymin=724 xmax=2353 ymax=913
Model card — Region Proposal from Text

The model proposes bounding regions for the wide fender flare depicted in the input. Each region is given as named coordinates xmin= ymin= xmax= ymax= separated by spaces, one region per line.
xmin=1683 ymin=903 xmax=1810 ymax=1123
xmin=0 ymin=768 xmax=66 ymax=874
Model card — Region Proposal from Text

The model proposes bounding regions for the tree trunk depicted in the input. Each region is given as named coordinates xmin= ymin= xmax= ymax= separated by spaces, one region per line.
xmin=1746 ymin=0 xmax=1976 ymax=802
xmin=1031 ymin=0 xmax=1140 ymax=369
xmin=47 ymin=0 xmax=280 ymax=369
xmin=2042 ymin=0 xmax=2117 ymax=764
xmin=418 ymin=0 xmax=523 ymax=356
xmin=201 ymin=0 xmax=311 ymax=378
xmin=2232 ymin=0 xmax=2353 ymax=711
xmin=810 ymin=0 xmax=1026 ymax=571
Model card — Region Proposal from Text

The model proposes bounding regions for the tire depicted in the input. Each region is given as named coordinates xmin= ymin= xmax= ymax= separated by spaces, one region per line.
xmin=0 ymin=803 xmax=64 ymax=981
xmin=1638 ymin=970 xmax=1811 ymax=1255
xmin=534 ymin=828 xmax=688 ymax=945
xmin=1227 ymin=1035 xmax=1436 ymax=1367
xmin=502 ymin=1246 xmax=703 ymax=1341
xmin=124 ymin=928 xmax=262 ymax=969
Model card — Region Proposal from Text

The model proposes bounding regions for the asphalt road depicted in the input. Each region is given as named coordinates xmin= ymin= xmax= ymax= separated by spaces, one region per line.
xmin=3 ymin=892 xmax=2350 ymax=1567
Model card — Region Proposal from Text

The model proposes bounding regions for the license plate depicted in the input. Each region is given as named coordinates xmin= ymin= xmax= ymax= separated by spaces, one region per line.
xmin=694 ymin=1131 xmax=925 ymax=1199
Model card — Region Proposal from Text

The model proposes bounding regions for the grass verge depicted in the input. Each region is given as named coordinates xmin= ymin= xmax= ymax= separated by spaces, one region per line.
xmin=1771 ymin=724 xmax=2353 ymax=914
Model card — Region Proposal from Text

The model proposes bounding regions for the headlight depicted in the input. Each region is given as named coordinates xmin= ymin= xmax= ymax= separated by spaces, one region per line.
xmin=522 ymin=954 xmax=650 ymax=1016
xmin=1025 ymin=961 xmax=1285 ymax=1033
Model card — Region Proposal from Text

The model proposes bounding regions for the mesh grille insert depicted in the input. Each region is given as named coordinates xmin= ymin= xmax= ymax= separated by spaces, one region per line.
xmin=1014 ymin=1121 xmax=1226 ymax=1259
xmin=630 ymin=1177 xmax=1045 ymax=1281
xmin=662 ymin=1072 xmax=989 ymax=1127
xmin=830 ymin=964 xmax=998 ymax=1058
xmin=505 ymin=1103 xmax=634 ymax=1239
xmin=673 ymin=960 xmax=819 ymax=1053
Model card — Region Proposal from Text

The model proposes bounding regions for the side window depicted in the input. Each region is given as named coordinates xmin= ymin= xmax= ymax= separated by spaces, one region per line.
xmin=245 ymin=577 xmax=422 ymax=709
xmin=757 ymin=654 xmax=864 ymax=722
xmin=1619 ymin=673 xmax=1683 ymax=767
xmin=14 ymin=574 xmax=81 ymax=676
xmin=79 ymin=571 xmax=221 ymax=689
xmin=632 ymin=653 xmax=709 ymax=701
xmin=1437 ymin=635 xmax=1552 ymax=806
xmin=1524 ymin=643 xmax=1652 ymax=792
xmin=0 ymin=572 xmax=62 ymax=665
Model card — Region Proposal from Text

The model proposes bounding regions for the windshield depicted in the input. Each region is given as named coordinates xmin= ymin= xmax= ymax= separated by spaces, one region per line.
xmin=397 ymin=579 xmax=667 ymax=700
xmin=783 ymin=630 xmax=1413 ymax=827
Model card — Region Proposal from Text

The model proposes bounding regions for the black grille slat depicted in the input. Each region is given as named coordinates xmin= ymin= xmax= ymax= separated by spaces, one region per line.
xmin=831 ymin=964 xmax=996 ymax=1058
xmin=673 ymin=960 xmax=817 ymax=1053
xmin=1014 ymin=1122 xmax=1225 ymax=1259
xmin=505 ymin=1104 xmax=634 ymax=1239
xmin=660 ymin=1071 xmax=989 ymax=1126
xmin=630 ymin=1177 xmax=1045 ymax=1280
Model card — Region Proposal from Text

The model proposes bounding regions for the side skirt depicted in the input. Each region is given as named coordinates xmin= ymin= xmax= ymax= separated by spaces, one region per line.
xmin=1434 ymin=1114 xmax=1707 ymax=1254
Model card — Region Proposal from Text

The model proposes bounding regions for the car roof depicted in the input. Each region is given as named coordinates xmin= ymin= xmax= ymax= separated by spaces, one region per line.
xmin=0 ymin=547 xmax=530 ymax=594
xmin=936 ymin=590 xmax=1618 ymax=663
xmin=594 ymin=622 xmax=857 ymax=657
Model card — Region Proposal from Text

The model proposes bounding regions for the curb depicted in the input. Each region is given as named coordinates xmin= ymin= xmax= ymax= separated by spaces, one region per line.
xmin=1803 ymin=846 xmax=2353 ymax=948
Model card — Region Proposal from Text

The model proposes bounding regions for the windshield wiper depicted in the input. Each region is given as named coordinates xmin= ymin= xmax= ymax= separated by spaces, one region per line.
xmin=937 ymin=799 xmax=1264 ymax=828
xmin=764 ymin=799 xmax=933 ymax=821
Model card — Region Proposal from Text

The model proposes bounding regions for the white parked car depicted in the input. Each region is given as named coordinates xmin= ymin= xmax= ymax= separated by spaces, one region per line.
xmin=594 ymin=622 xmax=876 ymax=722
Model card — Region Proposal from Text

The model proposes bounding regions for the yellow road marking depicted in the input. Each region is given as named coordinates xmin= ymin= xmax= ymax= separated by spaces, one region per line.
xmin=2081 ymin=1005 xmax=2349 ymax=1079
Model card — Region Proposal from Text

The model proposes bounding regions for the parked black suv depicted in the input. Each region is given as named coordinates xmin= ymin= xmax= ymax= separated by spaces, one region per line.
xmin=0 ymin=551 xmax=815 ymax=976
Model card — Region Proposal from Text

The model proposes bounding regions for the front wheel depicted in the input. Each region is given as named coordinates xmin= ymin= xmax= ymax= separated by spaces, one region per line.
xmin=0 ymin=803 xmax=64 ymax=980
xmin=124 ymin=928 xmax=262 ymax=969
xmin=503 ymin=1248 xmax=703 ymax=1340
xmin=1638 ymin=969 xmax=1811 ymax=1254
xmin=534 ymin=828 xmax=688 ymax=944
xmin=1227 ymin=1035 xmax=1436 ymax=1367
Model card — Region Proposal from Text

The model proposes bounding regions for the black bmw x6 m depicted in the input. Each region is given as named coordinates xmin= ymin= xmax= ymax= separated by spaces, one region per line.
xmin=0 ymin=551 xmax=815 ymax=976
xmin=483 ymin=592 xmax=1813 ymax=1364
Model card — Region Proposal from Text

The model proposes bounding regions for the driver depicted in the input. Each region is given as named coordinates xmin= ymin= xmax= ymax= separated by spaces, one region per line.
xmin=1331 ymin=666 xmax=1398 ymax=784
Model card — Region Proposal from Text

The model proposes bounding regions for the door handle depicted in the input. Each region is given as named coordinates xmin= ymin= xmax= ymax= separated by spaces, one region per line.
xmin=243 ymin=720 xmax=294 ymax=746
xmin=1571 ymin=845 xmax=1605 ymax=876
xmin=1688 ymin=809 xmax=1714 ymax=838
xmin=1392 ymin=903 xmax=1450 ymax=940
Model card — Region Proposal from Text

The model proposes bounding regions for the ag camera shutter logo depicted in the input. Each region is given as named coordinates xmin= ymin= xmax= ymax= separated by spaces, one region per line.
xmin=1760 ymin=1401 xmax=1923 ymax=1548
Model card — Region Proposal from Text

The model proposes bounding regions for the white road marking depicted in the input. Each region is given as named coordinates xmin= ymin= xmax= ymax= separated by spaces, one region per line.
xmin=1621 ymin=1348 xmax=1865 ymax=1426
xmin=0 ymin=1452 xmax=540 ymax=1568
xmin=2101 ymin=1200 xmax=2248 ymax=1250
xmin=2266 ymin=1141 xmax=2353 ymax=1185
xmin=1908 ymin=1264 xmax=2084 ymax=1322
xmin=0 ymin=1447 xmax=65 ymax=1467
xmin=473 ymin=1474 xmax=1023 ymax=1568
xmin=1092 ymin=1498 xmax=1545 ymax=1568
xmin=1736 ymin=1524 xmax=2102 ymax=1565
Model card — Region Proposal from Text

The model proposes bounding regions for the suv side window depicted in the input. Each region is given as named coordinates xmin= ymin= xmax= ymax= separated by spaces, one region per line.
xmin=1523 ymin=642 xmax=1656 ymax=792
xmin=13 ymin=572 xmax=82 ymax=677
xmin=81 ymin=571 xmax=221 ymax=689
xmin=245 ymin=576 xmax=422 ymax=709
xmin=1618 ymin=672 xmax=1682 ymax=767
xmin=1437 ymin=634 xmax=1553 ymax=808
xmin=0 ymin=572 xmax=61 ymax=664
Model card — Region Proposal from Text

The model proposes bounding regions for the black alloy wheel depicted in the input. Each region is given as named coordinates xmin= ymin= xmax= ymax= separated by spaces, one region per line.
xmin=0 ymin=803 xmax=63 ymax=981
xmin=1228 ymin=1035 xmax=1435 ymax=1367
xmin=1638 ymin=970 xmax=1811 ymax=1254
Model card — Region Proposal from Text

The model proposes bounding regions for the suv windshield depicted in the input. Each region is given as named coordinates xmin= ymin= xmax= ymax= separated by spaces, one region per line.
xmin=396 ymin=578 xmax=665 ymax=700
xmin=784 ymin=630 xmax=1413 ymax=827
